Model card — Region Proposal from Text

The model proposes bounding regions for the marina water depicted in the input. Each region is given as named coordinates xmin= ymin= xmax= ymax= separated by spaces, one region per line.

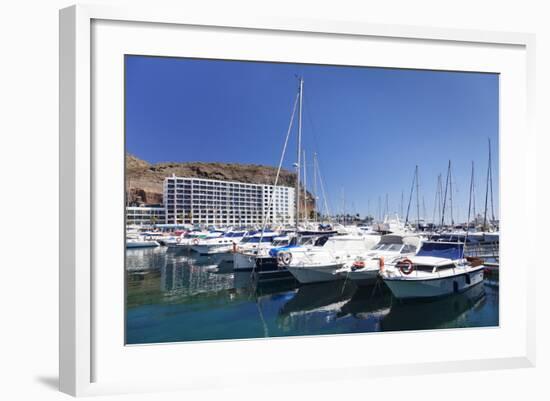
xmin=126 ymin=247 xmax=499 ymax=344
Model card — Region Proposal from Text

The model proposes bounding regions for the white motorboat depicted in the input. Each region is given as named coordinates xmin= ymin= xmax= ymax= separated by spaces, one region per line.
xmin=167 ymin=230 xmax=217 ymax=250
xmin=281 ymin=233 xmax=381 ymax=284
xmin=380 ymin=241 xmax=485 ymax=300
xmin=334 ymin=234 xmax=421 ymax=286
xmin=232 ymin=232 xmax=287 ymax=271
xmin=126 ymin=232 xmax=160 ymax=248
xmin=191 ymin=230 xmax=248 ymax=255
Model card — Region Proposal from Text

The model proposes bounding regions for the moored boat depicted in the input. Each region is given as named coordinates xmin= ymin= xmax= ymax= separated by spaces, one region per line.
xmin=335 ymin=234 xmax=421 ymax=286
xmin=282 ymin=233 xmax=381 ymax=284
xmin=380 ymin=241 xmax=485 ymax=300
xmin=191 ymin=230 xmax=248 ymax=255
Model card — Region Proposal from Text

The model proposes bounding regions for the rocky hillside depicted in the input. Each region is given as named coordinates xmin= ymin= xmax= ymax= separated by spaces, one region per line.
xmin=126 ymin=154 xmax=315 ymax=212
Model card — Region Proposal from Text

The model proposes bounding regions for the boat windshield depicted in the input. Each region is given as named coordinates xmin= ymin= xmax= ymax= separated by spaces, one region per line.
xmin=373 ymin=243 xmax=406 ymax=252
xmin=416 ymin=242 xmax=464 ymax=260
xmin=246 ymin=236 xmax=276 ymax=243
xmin=384 ymin=244 xmax=403 ymax=252
xmin=225 ymin=232 xmax=246 ymax=237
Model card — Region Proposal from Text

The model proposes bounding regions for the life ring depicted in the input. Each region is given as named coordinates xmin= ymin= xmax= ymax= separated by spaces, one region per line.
xmin=176 ymin=237 xmax=182 ymax=244
xmin=397 ymin=258 xmax=414 ymax=275
xmin=277 ymin=252 xmax=293 ymax=266
xmin=192 ymin=238 xmax=200 ymax=245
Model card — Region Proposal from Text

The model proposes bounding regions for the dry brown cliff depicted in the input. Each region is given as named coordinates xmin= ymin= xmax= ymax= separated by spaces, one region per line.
xmin=126 ymin=154 xmax=315 ymax=215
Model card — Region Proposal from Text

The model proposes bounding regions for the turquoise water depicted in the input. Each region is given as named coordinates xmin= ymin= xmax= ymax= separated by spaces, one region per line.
xmin=126 ymin=247 xmax=499 ymax=344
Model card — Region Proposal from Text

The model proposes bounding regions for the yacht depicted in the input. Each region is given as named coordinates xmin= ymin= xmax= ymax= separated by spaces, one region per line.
xmin=280 ymin=233 xmax=381 ymax=284
xmin=380 ymin=241 xmax=485 ymax=300
xmin=232 ymin=232 xmax=285 ymax=271
xmin=166 ymin=230 xmax=212 ymax=250
xmin=191 ymin=230 xmax=248 ymax=255
xmin=126 ymin=232 xmax=160 ymax=248
xmin=251 ymin=234 xmax=316 ymax=281
xmin=334 ymin=234 xmax=421 ymax=286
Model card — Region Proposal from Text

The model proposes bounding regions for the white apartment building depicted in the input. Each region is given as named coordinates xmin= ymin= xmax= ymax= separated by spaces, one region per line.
xmin=164 ymin=176 xmax=295 ymax=226
xmin=126 ymin=206 xmax=166 ymax=226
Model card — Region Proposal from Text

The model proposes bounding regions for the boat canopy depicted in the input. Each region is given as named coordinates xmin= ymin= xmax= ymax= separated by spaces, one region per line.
xmin=416 ymin=241 xmax=464 ymax=260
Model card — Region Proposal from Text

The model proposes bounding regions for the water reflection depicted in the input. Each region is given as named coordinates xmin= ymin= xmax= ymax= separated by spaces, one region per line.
xmin=381 ymin=283 xmax=490 ymax=331
xmin=126 ymin=247 xmax=499 ymax=344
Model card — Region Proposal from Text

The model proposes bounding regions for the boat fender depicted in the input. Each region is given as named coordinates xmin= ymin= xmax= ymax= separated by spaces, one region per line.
xmin=379 ymin=256 xmax=385 ymax=271
xmin=278 ymin=252 xmax=292 ymax=266
xmin=397 ymin=258 xmax=414 ymax=275
xmin=232 ymin=243 xmax=237 ymax=253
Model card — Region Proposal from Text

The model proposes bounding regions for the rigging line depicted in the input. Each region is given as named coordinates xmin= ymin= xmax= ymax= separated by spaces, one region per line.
xmin=303 ymin=93 xmax=334 ymax=221
xmin=316 ymin=159 xmax=332 ymax=221
xmin=253 ymin=92 xmax=299 ymax=276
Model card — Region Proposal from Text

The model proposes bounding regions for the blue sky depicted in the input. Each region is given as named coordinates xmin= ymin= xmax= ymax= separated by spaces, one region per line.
xmin=125 ymin=55 xmax=499 ymax=223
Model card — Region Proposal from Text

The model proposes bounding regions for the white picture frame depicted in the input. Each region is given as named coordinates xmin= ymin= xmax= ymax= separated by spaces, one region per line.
xmin=59 ymin=4 xmax=536 ymax=397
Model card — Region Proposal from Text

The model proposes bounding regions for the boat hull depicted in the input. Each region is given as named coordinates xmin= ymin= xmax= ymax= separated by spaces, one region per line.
xmin=126 ymin=241 xmax=159 ymax=249
xmin=253 ymin=257 xmax=294 ymax=281
xmin=286 ymin=263 xmax=344 ymax=284
xmin=383 ymin=267 xmax=485 ymax=300
xmin=191 ymin=244 xmax=232 ymax=255
xmin=233 ymin=252 xmax=257 ymax=271
xmin=345 ymin=269 xmax=380 ymax=286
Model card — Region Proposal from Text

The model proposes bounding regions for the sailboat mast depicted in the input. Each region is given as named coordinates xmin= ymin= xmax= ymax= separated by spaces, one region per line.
xmin=482 ymin=137 xmax=496 ymax=230
xmin=441 ymin=161 xmax=451 ymax=228
xmin=303 ymin=150 xmax=307 ymax=223
xmin=404 ymin=167 xmax=415 ymax=227
xmin=437 ymin=174 xmax=443 ymax=227
xmin=415 ymin=165 xmax=420 ymax=230
xmin=467 ymin=161 xmax=475 ymax=230
xmin=464 ymin=161 xmax=475 ymax=256
xmin=342 ymin=187 xmax=346 ymax=225
xmin=313 ymin=152 xmax=318 ymax=222
xmin=295 ymin=77 xmax=303 ymax=228
xmin=488 ymin=138 xmax=495 ymax=223
xmin=449 ymin=162 xmax=454 ymax=226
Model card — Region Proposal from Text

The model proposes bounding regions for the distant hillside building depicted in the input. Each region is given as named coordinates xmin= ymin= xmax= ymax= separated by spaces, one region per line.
xmin=164 ymin=175 xmax=295 ymax=226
